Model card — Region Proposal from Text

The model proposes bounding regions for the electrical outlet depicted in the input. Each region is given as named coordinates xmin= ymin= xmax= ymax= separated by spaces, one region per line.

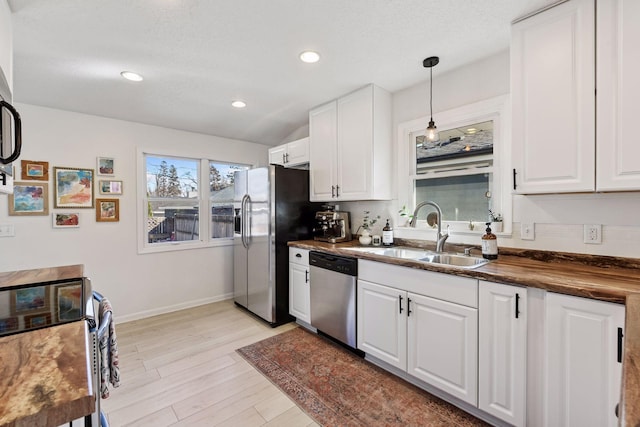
xmin=521 ymin=222 xmax=535 ymax=240
xmin=584 ymin=224 xmax=602 ymax=244
xmin=0 ymin=224 xmax=15 ymax=237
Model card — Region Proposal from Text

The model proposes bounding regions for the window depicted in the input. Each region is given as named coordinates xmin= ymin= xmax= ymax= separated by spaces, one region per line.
xmin=140 ymin=152 xmax=249 ymax=252
xmin=398 ymin=96 xmax=510 ymax=235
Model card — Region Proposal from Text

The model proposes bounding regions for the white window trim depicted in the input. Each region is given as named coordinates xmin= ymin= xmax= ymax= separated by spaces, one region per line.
xmin=395 ymin=95 xmax=512 ymax=243
xmin=136 ymin=147 xmax=251 ymax=254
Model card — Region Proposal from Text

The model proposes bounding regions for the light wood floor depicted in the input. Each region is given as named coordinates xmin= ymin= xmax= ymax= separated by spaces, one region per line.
xmin=101 ymin=299 xmax=319 ymax=427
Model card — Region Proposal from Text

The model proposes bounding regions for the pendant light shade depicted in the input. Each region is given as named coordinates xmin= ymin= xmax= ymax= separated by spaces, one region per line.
xmin=423 ymin=56 xmax=440 ymax=142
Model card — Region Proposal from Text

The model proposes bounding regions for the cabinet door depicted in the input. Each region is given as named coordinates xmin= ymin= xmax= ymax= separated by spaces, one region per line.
xmin=596 ymin=0 xmax=640 ymax=190
xmin=285 ymin=137 xmax=309 ymax=166
xmin=407 ymin=293 xmax=478 ymax=406
xmin=357 ymin=280 xmax=407 ymax=370
xmin=309 ymin=101 xmax=337 ymax=201
xmin=336 ymin=86 xmax=372 ymax=200
xmin=478 ymin=281 xmax=527 ymax=427
xmin=268 ymin=145 xmax=287 ymax=166
xmin=289 ymin=262 xmax=310 ymax=323
xmin=545 ymin=292 xmax=624 ymax=427
xmin=511 ymin=0 xmax=595 ymax=193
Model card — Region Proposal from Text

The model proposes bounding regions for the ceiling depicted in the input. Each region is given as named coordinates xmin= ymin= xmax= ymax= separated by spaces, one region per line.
xmin=8 ymin=0 xmax=557 ymax=147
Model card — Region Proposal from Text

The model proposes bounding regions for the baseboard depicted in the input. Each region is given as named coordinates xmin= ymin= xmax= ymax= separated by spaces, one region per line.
xmin=117 ymin=293 xmax=234 ymax=323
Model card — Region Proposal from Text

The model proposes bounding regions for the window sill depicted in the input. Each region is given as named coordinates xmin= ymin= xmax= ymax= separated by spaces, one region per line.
xmin=138 ymin=237 xmax=234 ymax=255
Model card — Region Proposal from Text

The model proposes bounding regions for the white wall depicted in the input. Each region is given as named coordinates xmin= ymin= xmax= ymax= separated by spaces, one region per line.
xmin=344 ymin=50 xmax=640 ymax=258
xmin=0 ymin=0 xmax=12 ymax=89
xmin=0 ymin=104 xmax=268 ymax=321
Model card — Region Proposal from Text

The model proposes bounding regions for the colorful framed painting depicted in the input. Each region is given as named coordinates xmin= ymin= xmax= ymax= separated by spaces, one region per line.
xmin=20 ymin=160 xmax=49 ymax=181
xmin=24 ymin=313 xmax=52 ymax=328
xmin=54 ymin=167 xmax=94 ymax=208
xmin=97 ymin=157 xmax=115 ymax=176
xmin=0 ymin=317 xmax=18 ymax=334
xmin=53 ymin=212 xmax=80 ymax=228
xmin=56 ymin=282 xmax=83 ymax=322
xmin=96 ymin=198 xmax=119 ymax=222
xmin=8 ymin=182 xmax=49 ymax=216
xmin=10 ymin=286 xmax=50 ymax=315
xmin=99 ymin=180 xmax=123 ymax=195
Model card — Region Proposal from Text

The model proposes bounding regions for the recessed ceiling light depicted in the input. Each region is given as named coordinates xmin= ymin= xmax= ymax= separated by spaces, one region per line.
xmin=120 ymin=71 xmax=143 ymax=82
xmin=466 ymin=128 xmax=477 ymax=134
xmin=299 ymin=51 xmax=320 ymax=63
xmin=231 ymin=100 xmax=247 ymax=108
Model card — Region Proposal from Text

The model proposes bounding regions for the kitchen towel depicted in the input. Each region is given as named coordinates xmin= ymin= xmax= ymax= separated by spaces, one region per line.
xmin=98 ymin=297 xmax=120 ymax=398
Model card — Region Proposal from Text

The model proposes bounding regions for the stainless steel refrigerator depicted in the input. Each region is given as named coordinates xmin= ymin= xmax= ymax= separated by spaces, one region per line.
xmin=233 ymin=165 xmax=318 ymax=325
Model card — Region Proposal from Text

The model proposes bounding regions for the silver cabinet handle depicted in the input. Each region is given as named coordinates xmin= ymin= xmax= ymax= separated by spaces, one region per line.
xmin=331 ymin=185 xmax=335 ymax=198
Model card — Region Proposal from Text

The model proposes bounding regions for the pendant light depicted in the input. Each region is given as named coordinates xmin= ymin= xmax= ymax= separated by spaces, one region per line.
xmin=423 ymin=56 xmax=439 ymax=142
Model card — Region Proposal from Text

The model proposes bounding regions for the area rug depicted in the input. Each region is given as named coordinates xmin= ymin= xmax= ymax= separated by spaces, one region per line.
xmin=237 ymin=327 xmax=487 ymax=426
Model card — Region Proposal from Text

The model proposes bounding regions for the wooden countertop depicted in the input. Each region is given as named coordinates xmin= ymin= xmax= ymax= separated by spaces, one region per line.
xmin=0 ymin=321 xmax=95 ymax=427
xmin=0 ymin=265 xmax=84 ymax=290
xmin=290 ymin=239 xmax=640 ymax=426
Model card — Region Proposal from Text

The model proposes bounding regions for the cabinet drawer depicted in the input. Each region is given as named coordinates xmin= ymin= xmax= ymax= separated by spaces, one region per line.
xmin=359 ymin=260 xmax=478 ymax=308
xmin=289 ymin=247 xmax=309 ymax=265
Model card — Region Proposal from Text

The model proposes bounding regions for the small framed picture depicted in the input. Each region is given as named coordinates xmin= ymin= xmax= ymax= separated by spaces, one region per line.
xmin=53 ymin=212 xmax=80 ymax=228
xmin=96 ymin=198 xmax=119 ymax=222
xmin=8 ymin=182 xmax=49 ymax=216
xmin=97 ymin=157 xmax=115 ymax=176
xmin=24 ymin=313 xmax=52 ymax=329
xmin=99 ymin=180 xmax=123 ymax=195
xmin=0 ymin=317 xmax=18 ymax=334
xmin=10 ymin=286 xmax=50 ymax=315
xmin=54 ymin=167 xmax=94 ymax=208
xmin=56 ymin=282 xmax=83 ymax=322
xmin=20 ymin=160 xmax=49 ymax=181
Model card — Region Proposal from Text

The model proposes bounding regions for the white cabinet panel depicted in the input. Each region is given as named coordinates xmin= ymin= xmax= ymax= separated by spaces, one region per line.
xmin=289 ymin=248 xmax=310 ymax=323
xmin=407 ymin=293 xmax=478 ymax=406
xmin=478 ymin=281 xmax=527 ymax=427
xmin=357 ymin=280 xmax=407 ymax=370
xmin=309 ymin=101 xmax=337 ymax=201
xmin=269 ymin=137 xmax=309 ymax=167
xmin=596 ymin=0 xmax=640 ymax=190
xmin=511 ymin=0 xmax=595 ymax=193
xmin=545 ymin=292 xmax=624 ymax=427
xmin=268 ymin=145 xmax=287 ymax=166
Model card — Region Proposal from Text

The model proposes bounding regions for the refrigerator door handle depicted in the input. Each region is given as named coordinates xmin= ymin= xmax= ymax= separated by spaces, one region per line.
xmin=245 ymin=194 xmax=252 ymax=247
xmin=241 ymin=194 xmax=249 ymax=248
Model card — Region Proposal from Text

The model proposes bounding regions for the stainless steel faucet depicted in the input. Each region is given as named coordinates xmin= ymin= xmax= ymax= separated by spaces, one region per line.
xmin=409 ymin=201 xmax=449 ymax=253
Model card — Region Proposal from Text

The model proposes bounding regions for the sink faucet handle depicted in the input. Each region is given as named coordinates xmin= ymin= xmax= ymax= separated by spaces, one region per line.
xmin=464 ymin=247 xmax=472 ymax=256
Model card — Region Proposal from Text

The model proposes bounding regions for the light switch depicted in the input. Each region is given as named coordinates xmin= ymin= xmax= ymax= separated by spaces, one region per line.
xmin=0 ymin=224 xmax=15 ymax=237
xmin=521 ymin=222 xmax=534 ymax=240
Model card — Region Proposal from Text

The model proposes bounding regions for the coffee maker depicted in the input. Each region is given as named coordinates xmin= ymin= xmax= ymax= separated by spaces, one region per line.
xmin=313 ymin=205 xmax=352 ymax=243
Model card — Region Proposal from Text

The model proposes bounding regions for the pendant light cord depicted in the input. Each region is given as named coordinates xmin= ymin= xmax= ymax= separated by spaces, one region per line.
xmin=429 ymin=66 xmax=433 ymax=121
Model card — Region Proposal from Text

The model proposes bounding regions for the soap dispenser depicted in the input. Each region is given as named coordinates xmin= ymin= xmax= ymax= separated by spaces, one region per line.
xmin=382 ymin=219 xmax=394 ymax=246
xmin=481 ymin=222 xmax=498 ymax=260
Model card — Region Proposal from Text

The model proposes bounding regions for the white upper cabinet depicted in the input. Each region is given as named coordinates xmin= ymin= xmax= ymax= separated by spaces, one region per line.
xmin=309 ymin=84 xmax=392 ymax=201
xmin=596 ymin=0 xmax=640 ymax=190
xmin=512 ymin=0 xmax=640 ymax=193
xmin=268 ymin=137 xmax=309 ymax=167
xmin=511 ymin=0 xmax=595 ymax=193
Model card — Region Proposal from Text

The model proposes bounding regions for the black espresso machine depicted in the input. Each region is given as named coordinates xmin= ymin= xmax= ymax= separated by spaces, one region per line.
xmin=313 ymin=205 xmax=352 ymax=243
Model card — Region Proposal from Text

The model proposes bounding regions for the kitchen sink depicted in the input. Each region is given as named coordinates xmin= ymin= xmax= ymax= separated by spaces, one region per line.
xmin=343 ymin=246 xmax=489 ymax=269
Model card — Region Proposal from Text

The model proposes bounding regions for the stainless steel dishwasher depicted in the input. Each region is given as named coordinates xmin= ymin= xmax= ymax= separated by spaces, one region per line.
xmin=309 ymin=251 xmax=358 ymax=348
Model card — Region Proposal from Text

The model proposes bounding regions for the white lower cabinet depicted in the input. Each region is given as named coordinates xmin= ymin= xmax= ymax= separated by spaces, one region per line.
xmin=478 ymin=281 xmax=527 ymax=427
xmin=357 ymin=260 xmax=478 ymax=407
xmin=407 ymin=293 xmax=478 ymax=405
xmin=544 ymin=292 xmax=624 ymax=427
xmin=289 ymin=248 xmax=310 ymax=323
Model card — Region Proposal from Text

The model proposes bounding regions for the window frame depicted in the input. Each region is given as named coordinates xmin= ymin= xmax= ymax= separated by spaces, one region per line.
xmin=137 ymin=147 xmax=252 ymax=254
xmin=396 ymin=95 xmax=512 ymax=238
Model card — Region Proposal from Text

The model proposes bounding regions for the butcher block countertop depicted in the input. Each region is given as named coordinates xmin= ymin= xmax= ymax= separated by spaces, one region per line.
xmin=289 ymin=239 xmax=640 ymax=425
xmin=0 ymin=321 xmax=95 ymax=427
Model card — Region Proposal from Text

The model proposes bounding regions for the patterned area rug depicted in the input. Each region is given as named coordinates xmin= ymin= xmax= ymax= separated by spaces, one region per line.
xmin=237 ymin=327 xmax=487 ymax=426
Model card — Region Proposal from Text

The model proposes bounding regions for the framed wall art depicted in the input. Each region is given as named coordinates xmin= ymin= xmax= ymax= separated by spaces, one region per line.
xmin=55 ymin=282 xmax=83 ymax=322
xmin=8 ymin=182 xmax=49 ymax=216
xmin=20 ymin=160 xmax=49 ymax=181
xmin=53 ymin=212 xmax=80 ymax=228
xmin=99 ymin=180 xmax=123 ymax=195
xmin=97 ymin=157 xmax=115 ymax=176
xmin=24 ymin=313 xmax=52 ymax=328
xmin=0 ymin=317 xmax=18 ymax=334
xmin=54 ymin=167 xmax=94 ymax=208
xmin=96 ymin=198 xmax=119 ymax=222
xmin=10 ymin=286 xmax=50 ymax=315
